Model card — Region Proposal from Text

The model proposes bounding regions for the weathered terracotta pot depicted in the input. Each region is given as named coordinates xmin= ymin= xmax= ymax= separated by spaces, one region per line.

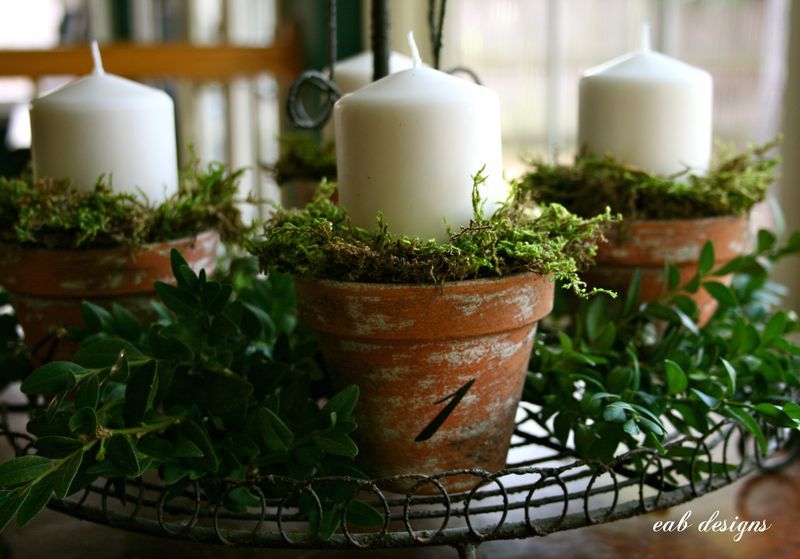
xmin=279 ymin=178 xmax=338 ymax=209
xmin=586 ymin=215 xmax=751 ymax=325
xmin=294 ymin=273 xmax=554 ymax=491
xmin=0 ymin=231 xmax=219 ymax=361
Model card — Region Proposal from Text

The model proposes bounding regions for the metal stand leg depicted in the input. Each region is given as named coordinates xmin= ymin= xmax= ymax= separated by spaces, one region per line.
xmin=455 ymin=543 xmax=478 ymax=559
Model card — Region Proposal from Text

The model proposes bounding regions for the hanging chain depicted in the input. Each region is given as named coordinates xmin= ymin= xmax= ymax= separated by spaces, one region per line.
xmin=286 ymin=0 xmax=341 ymax=129
xmin=428 ymin=0 xmax=483 ymax=85
xmin=428 ymin=0 xmax=447 ymax=70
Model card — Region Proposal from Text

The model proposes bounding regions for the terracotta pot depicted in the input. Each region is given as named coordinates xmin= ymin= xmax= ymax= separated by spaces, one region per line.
xmin=294 ymin=273 xmax=554 ymax=491
xmin=586 ymin=215 xmax=751 ymax=325
xmin=279 ymin=178 xmax=338 ymax=209
xmin=0 ymin=231 xmax=219 ymax=361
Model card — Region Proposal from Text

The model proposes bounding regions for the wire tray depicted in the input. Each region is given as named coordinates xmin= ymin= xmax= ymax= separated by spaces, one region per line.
xmin=2 ymin=404 xmax=798 ymax=558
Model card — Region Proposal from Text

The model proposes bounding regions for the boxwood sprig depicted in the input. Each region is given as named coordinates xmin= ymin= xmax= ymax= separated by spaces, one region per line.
xmin=0 ymin=251 xmax=381 ymax=536
xmin=525 ymin=228 xmax=800 ymax=483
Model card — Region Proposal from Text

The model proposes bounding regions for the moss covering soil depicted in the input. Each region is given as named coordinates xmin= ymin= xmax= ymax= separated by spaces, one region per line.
xmin=252 ymin=171 xmax=617 ymax=294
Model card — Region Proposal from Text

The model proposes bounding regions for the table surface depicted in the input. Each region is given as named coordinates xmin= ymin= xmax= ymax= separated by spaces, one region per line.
xmin=1 ymin=456 xmax=798 ymax=559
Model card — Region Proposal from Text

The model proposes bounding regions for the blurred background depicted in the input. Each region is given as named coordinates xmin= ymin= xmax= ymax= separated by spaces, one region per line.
xmin=0 ymin=0 xmax=799 ymax=305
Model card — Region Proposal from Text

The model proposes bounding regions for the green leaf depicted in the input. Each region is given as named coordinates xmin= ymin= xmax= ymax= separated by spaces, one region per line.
xmin=204 ymin=373 xmax=254 ymax=416
xmin=74 ymin=337 xmax=145 ymax=369
xmin=176 ymin=264 xmax=200 ymax=294
xmin=753 ymin=402 xmax=797 ymax=428
xmin=147 ymin=326 xmax=194 ymax=362
xmin=123 ymin=361 xmax=159 ymax=427
xmin=204 ymin=283 xmax=233 ymax=315
xmin=346 ymin=499 xmax=384 ymax=527
xmin=16 ymin=477 xmax=53 ymax=527
xmin=623 ymin=269 xmax=642 ymax=315
xmin=636 ymin=417 xmax=664 ymax=436
xmin=673 ymin=307 xmax=699 ymax=334
xmin=690 ymin=388 xmax=719 ymax=410
xmin=0 ymin=488 xmax=30 ymax=532
xmin=756 ymin=229 xmax=776 ymax=252
xmin=783 ymin=402 xmax=800 ymax=420
xmin=209 ymin=314 xmax=239 ymax=344
xmin=0 ymin=456 xmax=52 ymax=486
xmin=227 ymin=486 xmax=261 ymax=508
xmin=316 ymin=432 xmax=359 ymax=457
xmin=21 ymin=361 xmax=86 ymax=395
xmin=111 ymin=303 xmax=142 ymax=341
xmin=241 ymin=303 xmax=276 ymax=340
xmin=553 ymin=411 xmax=575 ymax=446
xmin=109 ymin=349 xmax=130 ymax=382
xmin=258 ymin=408 xmax=294 ymax=452
xmin=606 ymin=367 xmax=633 ymax=393
xmin=68 ymin=407 xmax=98 ymax=435
xmin=169 ymin=249 xmax=193 ymax=289
xmin=585 ymin=296 xmax=607 ymax=342
xmin=173 ymin=438 xmax=204 ymax=458
xmin=107 ymin=436 xmax=140 ymax=476
xmin=724 ymin=406 xmax=767 ymax=454
xmin=720 ymin=358 xmax=736 ymax=395
xmin=75 ymin=375 xmax=99 ymax=410
xmin=645 ymin=431 xmax=666 ymax=455
xmin=673 ymin=401 xmax=709 ymax=434
xmin=52 ymin=451 xmax=83 ymax=499
xmin=163 ymin=464 xmax=190 ymax=485
xmin=321 ymin=385 xmax=359 ymax=420
xmin=623 ymin=418 xmax=641 ymax=436
xmin=740 ymin=325 xmax=760 ymax=354
xmin=666 ymin=263 xmax=681 ymax=290
xmin=82 ymin=301 xmax=113 ymax=333
xmin=590 ymin=392 xmax=620 ymax=402
xmin=683 ymin=274 xmax=701 ymax=294
xmin=602 ymin=403 xmax=628 ymax=423
xmin=664 ymin=360 xmax=688 ymax=395
xmin=697 ymin=241 xmax=715 ymax=275
xmin=34 ymin=437 xmax=84 ymax=459
xmin=154 ymin=281 xmax=201 ymax=316
xmin=180 ymin=421 xmax=218 ymax=473
xmin=703 ymin=281 xmax=737 ymax=308
xmin=761 ymin=311 xmax=787 ymax=347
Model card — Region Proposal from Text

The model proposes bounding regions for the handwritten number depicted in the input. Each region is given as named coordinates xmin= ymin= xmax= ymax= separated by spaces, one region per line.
xmin=414 ymin=379 xmax=475 ymax=442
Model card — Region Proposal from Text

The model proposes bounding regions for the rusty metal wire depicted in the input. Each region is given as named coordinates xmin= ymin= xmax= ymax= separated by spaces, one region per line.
xmin=2 ymin=402 xmax=797 ymax=555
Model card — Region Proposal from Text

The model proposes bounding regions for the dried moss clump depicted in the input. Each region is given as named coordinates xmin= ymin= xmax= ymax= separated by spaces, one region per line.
xmin=515 ymin=139 xmax=780 ymax=220
xmin=0 ymin=160 xmax=248 ymax=249
xmin=271 ymin=133 xmax=337 ymax=185
xmin=252 ymin=172 xmax=616 ymax=293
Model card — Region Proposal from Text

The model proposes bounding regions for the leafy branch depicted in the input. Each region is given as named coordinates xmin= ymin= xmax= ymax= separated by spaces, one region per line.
xmin=524 ymin=227 xmax=800 ymax=484
xmin=0 ymin=251 xmax=381 ymax=537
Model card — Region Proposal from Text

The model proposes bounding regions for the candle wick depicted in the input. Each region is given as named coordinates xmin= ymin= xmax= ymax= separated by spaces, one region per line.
xmin=641 ymin=22 xmax=651 ymax=52
xmin=407 ymin=31 xmax=422 ymax=68
xmin=91 ymin=40 xmax=105 ymax=75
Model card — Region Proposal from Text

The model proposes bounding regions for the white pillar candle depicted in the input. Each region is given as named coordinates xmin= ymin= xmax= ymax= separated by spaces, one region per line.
xmin=577 ymin=25 xmax=713 ymax=175
xmin=333 ymin=50 xmax=414 ymax=94
xmin=29 ymin=41 xmax=178 ymax=204
xmin=334 ymin=33 xmax=506 ymax=242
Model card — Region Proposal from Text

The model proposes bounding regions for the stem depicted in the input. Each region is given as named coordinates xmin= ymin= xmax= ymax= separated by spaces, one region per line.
xmin=105 ymin=416 xmax=181 ymax=438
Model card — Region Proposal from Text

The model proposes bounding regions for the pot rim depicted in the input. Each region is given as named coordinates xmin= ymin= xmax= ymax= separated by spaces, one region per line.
xmin=293 ymin=270 xmax=551 ymax=291
xmin=0 ymin=229 xmax=219 ymax=255
xmin=614 ymin=213 xmax=748 ymax=227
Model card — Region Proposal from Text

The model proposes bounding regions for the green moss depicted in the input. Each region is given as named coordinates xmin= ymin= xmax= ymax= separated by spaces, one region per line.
xmin=0 ymin=159 xmax=249 ymax=249
xmin=515 ymin=139 xmax=780 ymax=220
xmin=271 ymin=133 xmax=337 ymax=184
xmin=251 ymin=172 xmax=617 ymax=294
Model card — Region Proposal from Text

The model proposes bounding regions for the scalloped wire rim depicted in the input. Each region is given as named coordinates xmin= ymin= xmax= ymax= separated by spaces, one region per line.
xmin=2 ymin=402 xmax=798 ymax=553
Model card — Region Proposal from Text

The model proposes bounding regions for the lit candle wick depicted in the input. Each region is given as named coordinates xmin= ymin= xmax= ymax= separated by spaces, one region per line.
xmin=641 ymin=22 xmax=651 ymax=52
xmin=91 ymin=40 xmax=105 ymax=75
xmin=408 ymin=31 xmax=422 ymax=68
